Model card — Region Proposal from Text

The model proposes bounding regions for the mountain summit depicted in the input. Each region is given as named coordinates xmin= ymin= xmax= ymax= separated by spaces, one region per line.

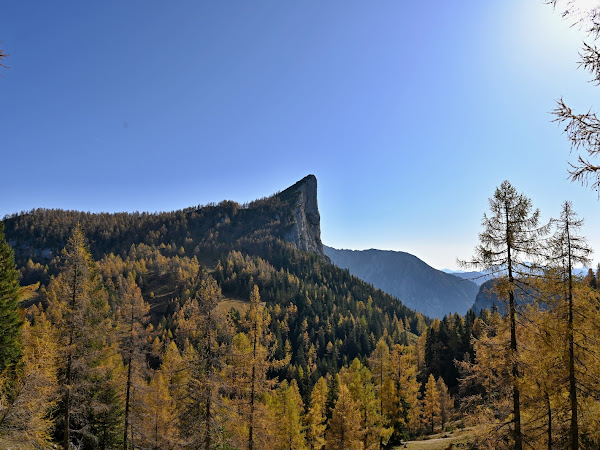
xmin=276 ymin=174 xmax=325 ymax=258
xmin=5 ymin=175 xmax=328 ymax=266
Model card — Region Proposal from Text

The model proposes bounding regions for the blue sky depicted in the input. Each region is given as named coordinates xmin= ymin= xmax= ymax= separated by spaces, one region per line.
xmin=2 ymin=0 xmax=599 ymax=270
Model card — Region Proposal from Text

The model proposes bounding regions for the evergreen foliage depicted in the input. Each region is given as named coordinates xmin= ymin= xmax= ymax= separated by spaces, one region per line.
xmin=0 ymin=221 xmax=22 ymax=374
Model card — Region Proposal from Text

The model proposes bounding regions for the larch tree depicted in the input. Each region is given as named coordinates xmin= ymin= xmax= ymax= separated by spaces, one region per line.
xmin=456 ymin=310 xmax=515 ymax=447
xmin=422 ymin=374 xmax=441 ymax=435
xmin=518 ymin=303 xmax=567 ymax=449
xmin=546 ymin=201 xmax=592 ymax=449
xmin=0 ymin=221 xmax=22 ymax=375
xmin=224 ymin=285 xmax=282 ymax=450
xmin=116 ymin=273 xmax=150 ymax=450
xmin=569 ymin=284 xmax=600 ymax=444
xmin=391 ymin=344 xmax=420 ymax=438
xmin=461 ymin=180 xmax=548 ymax=450
xmin=305 ymin=376 xmax=328 ymax=450
xmin=436 ymin=377 xmax=453 ymax=431
xmin=368 ymin=337 xmax=394 ymax=440
xmin=325 ymin=380 xmax=363 ymax=450
xmin=550 ymin=0 xmax=600 ymax=193
xmin=175 ymin=276 xmax=229 ymax=449
xmin=45 ymin=224 xmax=121 ymax=449
xmin=0 ymin=46 xmax=7 ymax=70
xmin=341 ymin=358 xmax=386 ymax=449
xmin=160 ymin=339 xmax=190 ymax=424
xmin=0 ymin=306 xmax=58 ymax=448
xmin=271 ymin=379 xmax=306 ymax=450
xmin=137 ymin=369 xmax=179 ymax=450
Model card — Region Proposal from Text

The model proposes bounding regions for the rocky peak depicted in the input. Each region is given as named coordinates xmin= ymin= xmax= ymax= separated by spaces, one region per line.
xmin=277 ymin=175 xmax=326 ymax=258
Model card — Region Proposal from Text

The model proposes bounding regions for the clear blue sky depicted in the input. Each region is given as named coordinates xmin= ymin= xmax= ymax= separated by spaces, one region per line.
xmin=2 ymin=0 xmax=599 ymax=270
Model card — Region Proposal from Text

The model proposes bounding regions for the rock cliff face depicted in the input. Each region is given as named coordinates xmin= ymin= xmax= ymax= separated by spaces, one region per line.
xmin=277 ymin=175 xmax=326 ymax=258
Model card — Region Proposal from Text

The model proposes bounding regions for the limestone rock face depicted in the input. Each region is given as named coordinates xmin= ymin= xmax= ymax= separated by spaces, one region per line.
xmin=277 ymin=175 xmax=326 ymax=258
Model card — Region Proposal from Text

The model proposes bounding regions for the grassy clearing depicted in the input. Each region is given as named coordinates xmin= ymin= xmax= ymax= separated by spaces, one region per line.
xmin=392 ymin=427 xmax=475 ymax=449
xmin=216 ymin=298 xmax=250 ymax=315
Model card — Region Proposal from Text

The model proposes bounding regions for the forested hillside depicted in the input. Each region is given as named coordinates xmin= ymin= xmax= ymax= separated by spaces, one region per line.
xmin=0 ymin=176 xmax=448 ymax=448
xmin=4 ymin=175 xmax=427 ymax=372
xmin=3 ymin=176 xmax=600 ymax=449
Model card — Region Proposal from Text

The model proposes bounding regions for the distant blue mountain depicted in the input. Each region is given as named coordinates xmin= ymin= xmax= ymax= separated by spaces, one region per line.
xmin=441 ymin=269 xmax=494 ymax=286
xmin=471 ymin=268 xmax=592 ymax=313
xmin=324 ymin=246 xmax=479 ymax=318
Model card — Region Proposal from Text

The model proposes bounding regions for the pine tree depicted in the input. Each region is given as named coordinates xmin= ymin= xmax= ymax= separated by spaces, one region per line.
xmin=88 ymin=342 xmax=126 ymax=450
xmin=584 ymin=268 xmax=597 ymax=289
xmin=325 ymin=372 xmax=339 ymax=421
xmin=0 ymin=221 xmax=22 ymax=374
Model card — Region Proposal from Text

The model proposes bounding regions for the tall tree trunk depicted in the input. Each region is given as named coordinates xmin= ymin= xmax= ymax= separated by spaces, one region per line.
xmin=567 ymin=221 xmax=579 ymax=450
xmin=64 ymin=267 xmax=78 ymax=450
xmin=508 ymin=289 xmax=522 ymax=450
xmin=340 ymin=418 xmax=345 ymax=450
xmin=379 ymin=351 xmax=383 ymax=448
xmin=63 ymin=364 xmax=71 ymax=450
xmin=431 ymin=411 xmax=434 ymax=434
xmin=204 ymin=317 xmax=212 ymax=450
xmin=123 ymin=306 xmax=134 ymax=450
xmin=506 ymin=208 xmax=522 ymax=450
xmin=248 ymin=323 xmax=257 ymax=450
xmin=123 ymin=347 xmax=133 ymax=449
xmin=546 ymin=390 xmax=552 ymax=450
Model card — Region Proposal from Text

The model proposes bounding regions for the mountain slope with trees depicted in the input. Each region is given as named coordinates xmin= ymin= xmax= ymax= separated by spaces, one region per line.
xmin=2 ymin=175 xmax=427 ymax=380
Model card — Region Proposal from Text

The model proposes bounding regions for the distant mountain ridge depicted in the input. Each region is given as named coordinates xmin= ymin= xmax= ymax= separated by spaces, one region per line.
xmin=441 ymin=270 xmax=494 ymax=286
xmin=324 ymin=246 xmax=479 ymax=318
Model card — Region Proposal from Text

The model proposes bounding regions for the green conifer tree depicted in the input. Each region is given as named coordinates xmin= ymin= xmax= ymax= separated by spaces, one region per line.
xmin=0 ymin=221 xmax=22 ymax=374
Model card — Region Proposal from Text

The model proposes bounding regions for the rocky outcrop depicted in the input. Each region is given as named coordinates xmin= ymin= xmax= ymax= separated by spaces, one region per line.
xmin=277 ymin=175 xmax=326 ymax=258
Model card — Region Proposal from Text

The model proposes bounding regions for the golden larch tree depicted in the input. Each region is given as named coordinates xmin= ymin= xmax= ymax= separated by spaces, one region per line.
xmin=422 ymin=374 xmax=441 ymax=434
